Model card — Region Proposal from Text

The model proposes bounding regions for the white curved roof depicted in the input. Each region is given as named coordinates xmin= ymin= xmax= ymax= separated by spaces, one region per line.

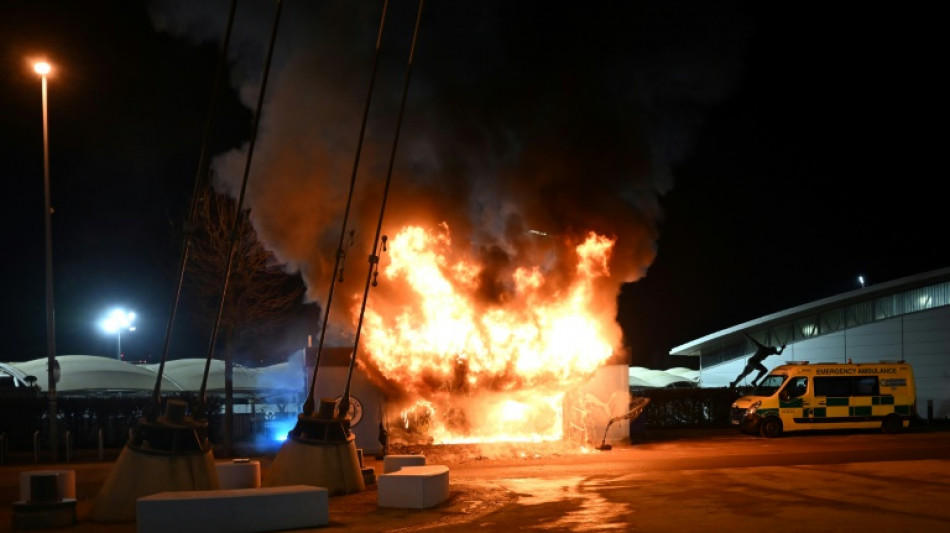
xmin=1 ymin=354 xmax=307 ymax=394
xmin=628 ymin=366 xmax=699 ymax=388
xmin=4 ymin=355 xmax=183 ymax=393
xmin=144 ymin=359 xmax=271 ymax=392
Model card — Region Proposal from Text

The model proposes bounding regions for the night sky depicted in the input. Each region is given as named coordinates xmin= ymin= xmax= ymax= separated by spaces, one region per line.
xmin=2 ymin=1 xmax=945 ymax=369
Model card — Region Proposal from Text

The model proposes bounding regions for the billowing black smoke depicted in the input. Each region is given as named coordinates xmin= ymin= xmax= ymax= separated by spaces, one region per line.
xmin=150 ymin=0 xmax=751 ymax=342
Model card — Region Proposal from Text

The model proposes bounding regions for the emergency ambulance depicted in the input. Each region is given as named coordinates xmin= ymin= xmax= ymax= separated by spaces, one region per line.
xmin=730 ymin=361 xmax=916 ymax=438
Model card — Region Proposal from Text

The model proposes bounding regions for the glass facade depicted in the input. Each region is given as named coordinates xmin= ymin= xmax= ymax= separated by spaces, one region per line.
xmin=699 ymin=280 xmax=950 ymax=367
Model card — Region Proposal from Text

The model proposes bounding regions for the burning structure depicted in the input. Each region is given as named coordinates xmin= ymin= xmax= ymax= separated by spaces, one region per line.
xmin=296 ymin=224 xmax=639 ymax=457
xmin=358 ymin=224 xmax=632 ymax=449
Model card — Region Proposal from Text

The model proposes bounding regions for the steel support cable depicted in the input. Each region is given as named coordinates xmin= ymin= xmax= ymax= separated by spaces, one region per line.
xmin=147 ymin=0 xmax=239 ymax=422
xmin=338 ymin=0 xmax=425 ymax=420
xmin=302 ymin=0 xmax=392 ymax=416
xmin=196 ymin=0 xmax=283 ymax=420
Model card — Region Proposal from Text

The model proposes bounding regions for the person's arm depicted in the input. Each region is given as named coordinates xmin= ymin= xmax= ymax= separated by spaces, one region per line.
xmin=744 ymin=332 xmax=766 ymax=349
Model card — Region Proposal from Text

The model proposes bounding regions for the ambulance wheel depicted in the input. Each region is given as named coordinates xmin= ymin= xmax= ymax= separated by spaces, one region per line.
xmin=759 ymin=417 xmax=783 ymax=438
xmin=882 ymin=414 xmax=902 ymax=434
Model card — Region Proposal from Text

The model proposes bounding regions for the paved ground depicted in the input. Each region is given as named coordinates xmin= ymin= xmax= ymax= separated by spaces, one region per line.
xmin=3 ymin=426 xmax=950 ymax=532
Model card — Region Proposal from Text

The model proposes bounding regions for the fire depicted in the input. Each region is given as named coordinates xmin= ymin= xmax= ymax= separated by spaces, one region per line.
xmin=398 ymin=392 xmax=565 ymax=444
xmin=361 ymin=223 xmax=619 ymax=444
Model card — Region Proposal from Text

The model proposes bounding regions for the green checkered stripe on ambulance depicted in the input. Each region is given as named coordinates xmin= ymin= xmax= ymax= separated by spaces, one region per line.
xmin=781 ymin=396 xmax=913 ymax=418
xmin=818 ymin=395 xmax=913 ymax=418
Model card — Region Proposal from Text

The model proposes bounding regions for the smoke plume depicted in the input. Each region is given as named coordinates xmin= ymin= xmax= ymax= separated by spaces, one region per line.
xmin=151 ymin=0 xmax=750 ymax=356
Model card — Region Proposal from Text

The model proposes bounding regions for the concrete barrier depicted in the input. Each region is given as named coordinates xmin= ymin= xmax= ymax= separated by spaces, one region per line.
xmin=215 ymin=460 xmax=261 ymax=489
xmin=382 ymin=454 xmax=426 ymax=473
xmin=13 ymin=472 xmax=78 ymax=530
xmin=136 ymin=485 xmax=328 ymax=533
xmin=378 ymin=465 xmax=449 ymax=509
xmin=19 ymin=470 xmax=76 ymax=501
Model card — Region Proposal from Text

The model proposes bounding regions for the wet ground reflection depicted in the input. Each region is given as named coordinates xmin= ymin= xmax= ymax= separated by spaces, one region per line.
xmin=495 ymin=476 xmax=633 ymax=531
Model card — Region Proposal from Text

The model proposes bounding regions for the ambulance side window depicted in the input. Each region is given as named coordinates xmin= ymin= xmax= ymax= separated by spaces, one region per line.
xmin=814 ymin=377 xmax=852 ymax=397
xmin=787 ymin=377 xmax=807 ymax=398
xmin=814 ymin=376 xmax=880 ymax=396
xmin=853 ymin=376 xmax=879 ymax=396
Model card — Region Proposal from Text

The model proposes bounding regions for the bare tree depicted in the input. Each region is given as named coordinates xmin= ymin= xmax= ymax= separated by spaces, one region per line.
xmin=183 ymin=178 xmax=306 ymax=455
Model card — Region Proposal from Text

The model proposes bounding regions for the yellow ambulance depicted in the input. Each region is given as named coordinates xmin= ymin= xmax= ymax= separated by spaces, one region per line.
xmin=730 ymin=361 xmax=917 ymax=437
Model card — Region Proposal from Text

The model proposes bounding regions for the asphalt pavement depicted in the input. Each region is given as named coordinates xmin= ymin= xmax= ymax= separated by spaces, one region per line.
xmin=3 ymin=426 xmax=949 ymax=532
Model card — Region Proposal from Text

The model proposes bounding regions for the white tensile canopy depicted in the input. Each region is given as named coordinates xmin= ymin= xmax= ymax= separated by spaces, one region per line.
xmin=628 ymin=366 xmax=700 ymax=388
xmin=0 ymin=354 xmax=306 ymax=395
xmin=1 ymin=354 xmax=183 ymax=393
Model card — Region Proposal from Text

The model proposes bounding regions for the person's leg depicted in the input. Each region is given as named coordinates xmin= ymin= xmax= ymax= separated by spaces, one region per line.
xmin=731 ymin=365 xmax=752 ymax=388
xmin=750 ymin=363 xmax=767 ymax=387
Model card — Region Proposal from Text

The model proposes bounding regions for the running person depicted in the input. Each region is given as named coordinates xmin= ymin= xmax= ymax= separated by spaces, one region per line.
xmin=730 ymin=333 xmax=785 ymax=388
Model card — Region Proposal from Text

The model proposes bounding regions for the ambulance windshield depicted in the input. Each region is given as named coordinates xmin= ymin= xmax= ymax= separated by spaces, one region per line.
xmin=752 ymin=374 xmax=787 ymax=397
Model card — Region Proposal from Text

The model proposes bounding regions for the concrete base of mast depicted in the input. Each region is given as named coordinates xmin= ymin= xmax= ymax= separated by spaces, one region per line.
xmin=89 ymin=399 xmax=219 ymax=522
xmin=264 ymin=401 xmax=365 ymax=495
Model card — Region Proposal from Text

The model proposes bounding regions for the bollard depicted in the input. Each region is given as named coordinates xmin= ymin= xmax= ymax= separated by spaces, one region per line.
xmin=66 ymin=430 xmax=73 ymax=463
xmin=34 ymin=430 xmax=41 ymax=463
xmin=928 ymin=399 xmax=934 ymax=425
xmin=98 ymin=428 xmax=105 ymax=461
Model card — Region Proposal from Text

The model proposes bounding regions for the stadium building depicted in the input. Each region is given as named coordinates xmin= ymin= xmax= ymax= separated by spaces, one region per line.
xmin=670 ymin=267 xmax=950 ymax=420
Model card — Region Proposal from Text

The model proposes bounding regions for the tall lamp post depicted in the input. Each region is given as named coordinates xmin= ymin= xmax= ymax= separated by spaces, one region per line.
xmin=35 ymin=60 xmax=58 ymax=462
xmin=101 ymin=309 xmax=136 ymax=359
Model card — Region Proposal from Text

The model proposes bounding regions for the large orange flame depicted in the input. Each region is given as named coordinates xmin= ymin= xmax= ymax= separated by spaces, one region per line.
xmin=360 ymin=223 xmax=619 ymax=443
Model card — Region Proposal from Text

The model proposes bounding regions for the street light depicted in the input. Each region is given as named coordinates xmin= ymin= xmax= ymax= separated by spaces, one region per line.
xmin=34 ymin=59 xmax=58 ymax=462
xmin=101 ymin=308 xmax=136 ymax=359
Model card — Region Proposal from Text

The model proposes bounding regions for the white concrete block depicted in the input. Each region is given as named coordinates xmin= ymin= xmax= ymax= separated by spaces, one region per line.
xmin=19 ymin=470 xmax=76 ymax=501
xmin=377 ymin=465 xmax=449 ymax=509
xmin=136 ymin=485 xmax=328 ymax=533
xmin=382 ymin=454 xmax=426 ymax=473
xmin=215 ymin=460 xmax=261 ymax=489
